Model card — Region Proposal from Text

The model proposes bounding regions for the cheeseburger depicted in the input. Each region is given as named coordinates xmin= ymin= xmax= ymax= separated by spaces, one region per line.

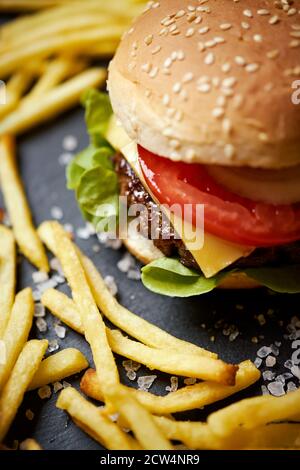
xmin=68 ymin=0 xmax=300 ymax=296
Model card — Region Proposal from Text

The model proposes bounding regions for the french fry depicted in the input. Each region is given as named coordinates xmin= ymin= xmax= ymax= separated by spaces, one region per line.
xmin=108 ymin=385 xmax=173 ymax=450
xmin=0 ymin=71 xmax=33 ymax=120
xmin=0 ymin=339 xmax=48 ymax=441
xmin=41 ymin=288 xmax=236 ymax=384
xmin=0 ymin=68 xmax=107 ymax=136
xmin=108 ymin=329 xmax=237 ymax=385
xmin=0 ymin=136 xmax=49 ymax=271
xmin=56 ymin=387 xmax=134 ymax=450
xmin=81 ymin=361 xmax=260 ymax=414
xmin=0 ymin=226 xmax=16 ymax=337
xmin=0 ymin=0 xmax=73 ymax=11
xmin=0 ymin=27 xmax=123 ymax=78
xmin=81 ymin=255 xmax=218 ymax=359
xmin=38 ymin=221 xmax=216 ymax=356
xmin=41 ymin=288 xmax=84 ymax=334
xmin=19 ymin=439 xmax=42 ymax=450
xmin=28 ymin=348 xmax=88 ymax=391
xmin=48 ymin=222 xmax=119 ymax=396
xmin=208 ymin=388 xmax=300 ymax=437
xmin=0 ymin=288 xmax=34 ymax=392
xmin=24 ymin=57 xmax=86 ymax=100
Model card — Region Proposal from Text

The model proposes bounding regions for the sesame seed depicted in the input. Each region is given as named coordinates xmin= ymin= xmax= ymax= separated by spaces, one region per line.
xmin=187 ymin=12 xmax=197 ymax=22
xmin=232 ymin=94 xmax=244 ymax=109
xmin=171 ymin=51 xmax=178 ymax=60
xmin=188 ymin=5 xmax=195 ymax=12
xmin=243 ymin=9 xmax=253 ymax=18
xmin=290 ymin=31 xmax=300 ymax=38
xmin=199 ymin=26 xmax=209 ymax=34
xmin=197 ymin=83 xmax=211 ymax=93
xmin=246 ymin=63 xmax=260 ymax=73
xmin=269 ymin=15 xmax=280 ymax=25
xmin=205 ymin=39 xmax=216 ymax=48
xmin=204 ymin=52 xmax=215 ymax=65
xmin=169 ymin=24 xmax=178 ymax=33
xmin=241 ymin=21 xmax=250 ymax=30
xmin=141 ymin=63 xmax=151 ymax=73
xmin=267 ymin=49 xmax=280 ymax=59
xmin=159 ymin=27 xmax=168 ymax=36
xmin=291 ymin=24 xmax=300 ymax=31
xmin=257 ymin=9 xmax=270 ymax=15
xmin=222 ymin=87 xmax=234 ymax=97
xmin=287 ymin=8 xmax=297 ymax=16
xmin=183 ymin=72 xmax=194 ymax=83
xmin=198 ymin=41 xmax=206 ymax=52
xmin=216 ymin=95 xmax=226 ymax=107
xmin=144 ymin=34 xmax=153 ymax=45
xmin=195 ymin=16 xmax=202 ymax=24
xmin=222 ymin=62 xmax=231 ymax=73
xmin=224 ymin=144 xmax=235 ymax=159
xmin=173 ymin=82 xmax=182 ymax=93
xmin=212 ymin=77 xmax=221 ymax=87
xmin=162 ymin=94 xmax=170 ymax=106
xmin=149 ymin=66 xmax=158 ymax=78
xmin=253 ymin=34 xmax=263 ymax=42
xmin=220 ymin=23 xmax=232 ymax=30
xmin=290 ymin=39 xmax=300 ymax=48
xmin=234 ymin=56 xmax=246 ymax=66
xmin=214 ymin=36 xmax=225 ymax=44
xmin=164 ymin=57 xmax=172 ymax=68
xmin=222 ymin=118 xmax=232 ymax=135
xmin=186 ymin=27 xmax=195 ymax=37
xmin=222 ymin=77 xmax=237 ymax=88
xmin=152 ymin=45 xmax=161 ymax=55
xmin=171 ymin=28 xmax=180 ymax=35
xmin=175 ymin=9 xmax=185 ymax=18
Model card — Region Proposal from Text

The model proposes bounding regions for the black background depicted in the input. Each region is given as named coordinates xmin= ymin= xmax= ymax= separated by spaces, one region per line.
xmin=1 ymin=13 xmax=300 ymax=451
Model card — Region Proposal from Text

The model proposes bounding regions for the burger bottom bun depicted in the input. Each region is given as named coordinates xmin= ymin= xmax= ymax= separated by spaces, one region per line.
xmin=123 ymin=233 xmax=260 ymax=290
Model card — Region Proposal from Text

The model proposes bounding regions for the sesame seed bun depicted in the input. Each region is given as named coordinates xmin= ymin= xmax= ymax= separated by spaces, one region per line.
xmin=108 ymin=0 xmax=300 ymax=169
xmin=123 ymin=234 xmax=260 ymax=290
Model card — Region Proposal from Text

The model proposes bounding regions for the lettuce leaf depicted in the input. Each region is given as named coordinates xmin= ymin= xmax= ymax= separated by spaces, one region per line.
xmin=66 ymin=90 xmax=118 ymax=232
xmin=141 ymin=257 xmax=300 ymax=297
xmin=141 ymin=257 xmax=226 ymax=297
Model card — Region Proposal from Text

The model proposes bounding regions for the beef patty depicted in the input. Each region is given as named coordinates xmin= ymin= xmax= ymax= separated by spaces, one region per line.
xmin=115 ymin=154 xmax=300 ymax=273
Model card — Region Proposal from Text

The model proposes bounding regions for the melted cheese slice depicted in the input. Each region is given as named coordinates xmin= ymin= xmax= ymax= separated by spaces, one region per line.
xmin=106 ymin=117 xmax=254 ymax=278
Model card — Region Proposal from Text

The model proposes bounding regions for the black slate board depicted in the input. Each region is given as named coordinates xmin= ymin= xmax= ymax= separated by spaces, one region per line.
xmin=1 ymin=16 xmax=300 ymax=452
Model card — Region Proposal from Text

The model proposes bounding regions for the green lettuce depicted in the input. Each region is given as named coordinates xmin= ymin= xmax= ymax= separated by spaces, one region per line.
xmin=141 ymin=258 xmax=300 ymax=297
xmin=66 ymin=90 xmax=118 ymax=232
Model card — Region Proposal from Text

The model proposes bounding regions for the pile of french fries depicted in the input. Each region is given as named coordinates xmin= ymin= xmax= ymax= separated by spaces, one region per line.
xmin=0 ymin=0 xmax=146 ymax=135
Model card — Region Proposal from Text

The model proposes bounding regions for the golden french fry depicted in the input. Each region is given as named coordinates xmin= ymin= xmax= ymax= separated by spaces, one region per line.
xmin=38 ymin=221 xmax=216 ymax=359
xmin=0 ymin=136 xmax=49 ymax=271
xmin=0 ymin=28 xmax=123 ymax=78
xmin=28 ymin=348 xmax=89 ymax=391
xmin=81 ymin=361 xmax=260 ymax=415
xmin=0 ymin=288 xmax=34 ymax=392
xmin=41 ymin=288 xmax=236 ymax=384
xmin=24 ymin=57 xmax=86 ymax=100
xmin=49 ymin=222 xmax=119 ymax=395
xmin=41 ymin=288 xmax=84 ymax=334
xmin=208 ymin=388 xmax=300 ymax=437
xmin=0 ymin=0 xmax=73 ymax=11
xmin=56 ymin=387 xmax=134 ymax=450
xmin=108 ymin=384 xmax=173 ymax=450
xmin=0 ymin=226 xmax=16 ymax=337
xmin=19 ymin=439 xmax=42 ymax=450
xmin=0 ymin=68 xmax=106 ymax=136
xmin=0 ymin=71 xmax=33 ymax=120
xmin=0 ymin=339 xmax=48 ymax=441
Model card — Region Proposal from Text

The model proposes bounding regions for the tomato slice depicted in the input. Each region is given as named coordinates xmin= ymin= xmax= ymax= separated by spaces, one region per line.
xmin=138 ymin=145 xmax=300 ymax=247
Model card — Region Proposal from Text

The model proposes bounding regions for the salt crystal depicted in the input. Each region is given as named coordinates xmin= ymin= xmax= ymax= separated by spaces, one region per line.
xmin=53 ymin=381 xmax=63 ymax=393
xmin=122 ymin=360 xmax=141 ymax=372
xmin=276 ymin=373 xmax=293 ymax=384
xmin=284 ymin=359 xmax=294 ymax=370
xmin=104 ymin=275 xmax=118 ymax=296
xmin=275 ymin=341 xmax=282 ymax=348
xmin=127 ymin=269 xmax=141 ymax=281
xmin=92 ymin=244 xmax=100 ymax=253
xmin=291 ymin=365 xmax=300 ymax=380
xmin=117 ymin=253 xmax=135 ymax=273
xmin=126 ymin=370 xmax=136 ymax=381
xmin=34 ymin=303 xmax=45 ymax=318
xmin=76 ymin=225 xmax=91 ymax=240
xmin=261 ymin=385 xmax=269 ymax=395
xmin=38 ymin=385 xmax=51 ymax=399
xmin=137 ymin=375 xmax=157 ymax=391
xmin=50 ymin=257 xmax=64 ymax=276
xmin=58 ymin=152 xmax=73 ymax=166
xmin=184 ymin=377 xmax=197 ymax=386
xmin=268 ymin=381 xmax=285 ymax=396
xmin=63 ymin=135 xmax=78 ymax=152
xmin=54 ymin=323 xmax=66 ymax=339
xmin=62 ymin=381 xmax=71 ymax=388
xmin=53 ymin=274 xmax=65 ymax=285
xmin=48 ymin=339 xmax=59 ymax=353
xmin=257 ymin=346 xmax=272 ymax=358
xmin=287 ymin=381 xmax=297 ymax=392
xmin=63 ymin=223 xmax=74 ymax=234
xmin=51 ymin=206 xmax=63 ymax=220
xmin=270 ymin=344 xmax=280 ymax=356
xmin=166 ymin=376 xmax=179 ymax=392
xmin=262 ymin=370 xmax=276 ymax=381
xmin=35 ymin=277 xmax=59 ymax=296
xmin=25 ymin=409 xmax=34 ymax=421
xmin=36 ymin=317 xmax=47 ymax=333
xmin=266 ymin=355 xmax=276 ymax=367
xmin=254 ymin=358 xmax=262 ymax=368
xmin=32 ymin=271 xmax=49 ymax=284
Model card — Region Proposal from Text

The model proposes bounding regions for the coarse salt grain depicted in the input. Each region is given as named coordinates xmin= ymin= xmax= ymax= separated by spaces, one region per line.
xmin=117 ymin=252 xmax=135 ymax=273
xmin=48 ymin=339 xmax=59 ymax=353
xmin=137 ymin=375 xmax=157 ymax=391
xmin=54 ymin=323 xmax=66 ymax=339
xmin=36 ymin=317 xmax=47 ymax=333
xmin=267 ymin=381 xmax=285 ymax=397
xmin=104 ymin=275 xmax=118 ymax=296
xmin=38 ymin=385 xmax=51 ymax=399
xmin=58 ymin=152 xmax=73 ymax=166
xmin=266 ymin=355 xmax=276 ymax=367
xmin=62 ymin=135 xmax=78 ymax=152
xmin=51 ymin=206 xmax=64 ymax=220
xmin=32 ymin=271 xmax=49 ymax=284
xmin=257 ymin=346 xmax=272 ymax=358
xmin=166 ymin=376 xmax=179 ymax=392
xmin=53 ymin=381 xmax=63 ymax=393
xmin=254 ymin=357 xmax=262 ymax=368
xmin=34 ymin=303 xmax=45 ymax=318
